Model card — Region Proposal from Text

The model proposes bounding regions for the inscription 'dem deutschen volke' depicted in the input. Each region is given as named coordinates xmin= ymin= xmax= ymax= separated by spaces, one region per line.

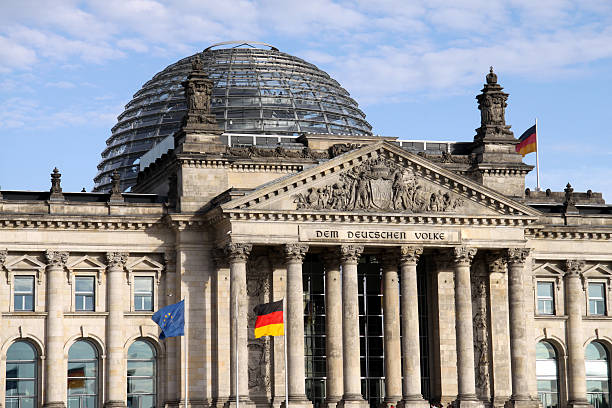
xmin=298 ymin=226 xmax=459 ymax=243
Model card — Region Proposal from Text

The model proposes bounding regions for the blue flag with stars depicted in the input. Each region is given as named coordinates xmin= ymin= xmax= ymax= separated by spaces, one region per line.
xmin=152 ymin=300 xmax=185 ymax=340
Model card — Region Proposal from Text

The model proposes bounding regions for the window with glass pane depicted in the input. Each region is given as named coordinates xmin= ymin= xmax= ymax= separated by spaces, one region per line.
xmin=14 ymin=276 xmax=34 ymax=311
xmin=127 ymin=340 xmax=156 ymax=408
xmin=586 ymin=342 xmax=610 ymax=408
xmin=75 ymin=277 xmax=95 ymax=311
xmin=537 ymin=282 xmax=555 ymax=315
xmin=68 ymin=340 xmax=98 ymax=408
xmin=536 ymin=341 xmax=559 ymax=408
xmin=589 ymin=283 xmax=606 ymax=316
xmin=5 ymin=341 xmax=37 ymax=408
xmin=134 ymin=277 xmax=153 ymax=311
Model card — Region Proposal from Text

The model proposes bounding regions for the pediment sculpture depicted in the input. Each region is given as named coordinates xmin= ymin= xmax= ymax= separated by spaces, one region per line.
xmin=293 ymin=156 xmax=463 ymax=212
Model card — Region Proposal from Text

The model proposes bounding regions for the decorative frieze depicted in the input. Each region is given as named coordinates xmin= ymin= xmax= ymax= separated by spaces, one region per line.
xmin=399 ymin=246 xmax=423 ymax=266
xmin=340 ymin=244 xmax=364 ymax=264
xmin=284 ymin=243 xmax=309 ymax=263
xmin=225 ymin=243 xmax=253 ymax=263
xmin=293 ymin=156 xmax=463 ymax=213
xmin=452 ymin=246 xmax=477 ymax=266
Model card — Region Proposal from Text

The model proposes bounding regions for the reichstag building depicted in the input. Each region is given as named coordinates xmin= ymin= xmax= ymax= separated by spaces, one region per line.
xmin=1 ymin=42 xmax=611 ymax=408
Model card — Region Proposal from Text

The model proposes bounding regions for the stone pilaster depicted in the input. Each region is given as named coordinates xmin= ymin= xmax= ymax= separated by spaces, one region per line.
xmin=164 ymin=251 xmax=179 ymax=405
xmin=398 ymin=246 xmax=428 ymax=408
xmin=565 ymin=260 xmax=590 ymax=408
xmin=270 ymin=251 xmax=288 ymax=408
xmin=322 ymin=251 xmax=343 ymax=408
xmin=284 ymin=244 xmax=312 ymax=408
xmin=380 ymin=250 xmax=402 ymax=408
xmin=105 ymin=251 xmax=129 ymax=408
xmin=339 ymin=245 xmax=368 ymax=408
xmin=44 ymin=250 xmax=68 ymax=408
xmin=452 ymin=247 xmax=482 ymax=408
xmin=486 ymin=253 xmax=511 ymax=408
xmin=212 ymin=249 xmax=231 ymax=408
xmin=226 ymin=243 xmax=253 ymax=408
xmin=505 ymin=249 xmax=538 ymax=408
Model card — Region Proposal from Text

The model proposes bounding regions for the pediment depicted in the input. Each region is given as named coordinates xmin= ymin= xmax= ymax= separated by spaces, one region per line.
xmin=126 ymin=256 xmax=163 ymax=273
xmin=6 ymin=255 xmax=46 ymax=271
xmin=221 ymin=142 xmax=540 ymax=222
xmin=583 ymin=264 xmax=612 ymax=277
xmin=66 ymin=255 xmax=105 ymax=271
xmin=533 ymin=262 xmax=565 ymax=276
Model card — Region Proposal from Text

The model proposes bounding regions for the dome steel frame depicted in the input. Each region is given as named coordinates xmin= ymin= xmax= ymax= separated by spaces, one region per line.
xmin=94 ymin=43 xmax=372 ymax=192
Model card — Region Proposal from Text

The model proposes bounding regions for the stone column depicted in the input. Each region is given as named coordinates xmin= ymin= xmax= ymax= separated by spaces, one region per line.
xmin=0 ymin=250 xmax=6 ymax=408
xmin=506 ymin=249 xmax=539 ymax=408
xmin=212 ymin=249 xmax=231 ymax=408
xmin=451 ymin=246 xmax=482 ymax=408
xmin=44 ymin=250 xmax=68 ymax=408
xmin=380 ymin=250 xmax=402 ymax=408
xmin=164 ymin=251 xmax=179 ymax=405
xmin=322 ymin=251 xmax=343 ymax=408
xmin=485 ymin=253 xmax=511 ymax=407
xmin=565 ymin=260 xmax=590 ymax=408
xmin=398 ymin=246 xmax=428 ymax=408
xmin=106 ymin=252 xmax=128 ymax=408
xmin=339 ymin=245 xmax=368 ymax=408
xmin=226 ymin=243 xmax=252 ymax=408
xmin=284 ymin=244 xmax=312 ymax=407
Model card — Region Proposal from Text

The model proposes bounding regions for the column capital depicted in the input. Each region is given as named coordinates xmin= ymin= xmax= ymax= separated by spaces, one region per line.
xmin=225 ymin=243 xmax=252 ymax=263
xmin=320 ymin=250 xmax=341 ymax=270
xmin=565 ymin=259 xmax=586 ymax=276
xmin=340 ymin=244 xmax=364 ymax=264
xmin=452 ymin=246 xmax=477 ymax=266
xmin=486 ymin=252 xmax=507 ymax=273
xmin=399 ymin=246 xmax=423 ymax=266
xmin=381 ymin=249 xmax=399 ymax=268
xmin=506 ymin=248 xmax=530 ymax=266
xmin=45 ymin=250 xmax=68 ymax=268
xmin=106 ymin=252 xmax=128 ymax=269
xmin=0 ymin=249 xmax=7 ymax=270
xmin=211 ymin=247 xmax=228 ymax=268
xmin=284 ymin=243 xmax=309 ymax=263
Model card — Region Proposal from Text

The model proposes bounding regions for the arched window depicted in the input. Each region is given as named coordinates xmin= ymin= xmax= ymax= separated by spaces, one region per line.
xmin=536 ymin=341 xmax=559 ymax=408
xmin=127 ymin=340 xmax=156 ymax=408
xmin=5 ymin=341 xmax=37 ymax=408
xmin=586 ymin=342 xmax=610 ymax=408
xmin=67 ymin=340 xmax=98 ymax=408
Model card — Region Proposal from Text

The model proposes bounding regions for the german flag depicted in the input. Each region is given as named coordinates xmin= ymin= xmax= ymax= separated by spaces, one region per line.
xmin=516 ymin=124 xmax=537 ymax=157
xmin=254 ymin=300 xmax=284 ymax=338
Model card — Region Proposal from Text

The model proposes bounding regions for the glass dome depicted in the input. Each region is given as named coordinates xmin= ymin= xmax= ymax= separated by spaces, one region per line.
xmin=94 ymin=42 xmax=373 ymax=192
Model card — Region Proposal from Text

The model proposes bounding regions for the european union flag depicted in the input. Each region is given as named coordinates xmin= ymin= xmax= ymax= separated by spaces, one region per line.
xmin=152 ymin=300 xmax=185 ymax=340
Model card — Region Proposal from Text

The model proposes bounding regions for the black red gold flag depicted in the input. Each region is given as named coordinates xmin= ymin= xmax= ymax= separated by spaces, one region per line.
xmin=254 ymin=300 xmax=284 ymax=338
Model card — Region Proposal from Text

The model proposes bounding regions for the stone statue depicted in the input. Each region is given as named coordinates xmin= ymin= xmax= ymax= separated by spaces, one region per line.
xmin=186 ymin=81 xmax=211 ymax=112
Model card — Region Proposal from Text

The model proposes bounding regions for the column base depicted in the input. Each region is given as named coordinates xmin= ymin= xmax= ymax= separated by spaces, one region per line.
xmin=224 ymin=397 xmax=255 ymax=408
xmin=338 ymin=397 xmax=370 ymax=408
xmin=281 ymin=397 xmax=313 ymax=408
xmin=104 ymin=402 xmax=127 ymax=408
xmin=567 ymin=400 xmax=592 ymax=408
xmin=212 ymin=398 xmax=229 ymax=408
xmin=44 ymin=403 xmax=66 ymax=408
xmin=325 ymin=396 xmax=343 ymax=408
xmin=397 ymin=397 xmax=429 ymax=408
xmin=381 ymin=396 xmax=402 ymax=408
xmin=271 ymin=398 xmax=286 ymax=408
xmin=504 ymin=399 xmax=539 ymax=408
xmin=454 ymin=398 xmax=484 ymax=408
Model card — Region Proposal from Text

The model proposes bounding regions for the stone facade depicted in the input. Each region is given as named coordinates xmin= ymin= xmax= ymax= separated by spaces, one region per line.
xmin=1 ymin=68 xmax=611 ymax=408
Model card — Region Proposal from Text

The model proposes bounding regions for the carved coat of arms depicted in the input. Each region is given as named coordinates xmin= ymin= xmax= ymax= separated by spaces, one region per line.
xmin=293 ymin=157 xmax=463 ymax=213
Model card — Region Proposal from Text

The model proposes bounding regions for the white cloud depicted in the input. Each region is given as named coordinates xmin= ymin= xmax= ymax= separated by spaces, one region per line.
xmin=45 ymin=81 xmax=76 ymax=89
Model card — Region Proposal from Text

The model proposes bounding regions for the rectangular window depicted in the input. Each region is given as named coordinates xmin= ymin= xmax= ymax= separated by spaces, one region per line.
xmin=75 ymin=277 xmax=95 ymax=311
xmin=537 ymin=282 xmax=555 ymax=315
xmin=589 ymin=283 xmax=606 ymax=316
xmin=14 ymin=276 xmax=34 ymax=311
xmin=134 ymin=277 xmax=153 ymax=311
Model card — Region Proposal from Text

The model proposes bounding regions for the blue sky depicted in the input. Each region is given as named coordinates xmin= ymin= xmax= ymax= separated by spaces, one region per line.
xmin=1 ymin=0 xmax=612 ymax=200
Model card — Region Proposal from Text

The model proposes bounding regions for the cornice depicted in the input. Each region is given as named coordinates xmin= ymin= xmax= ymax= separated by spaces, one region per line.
xmin=177 ymin=157 xmax=306 ymax=173
xmin=0 ymin=216 xmax=165 ymax=231
xmin=223 ymin=209 xmax=537 ymax=226
xmin=526 ymin=227 xmax=612 ymax=241
xmin=164 ymin=214 xmax=208 ymax=230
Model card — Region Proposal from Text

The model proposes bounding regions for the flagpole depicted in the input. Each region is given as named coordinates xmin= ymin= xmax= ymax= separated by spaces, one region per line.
xmin=283 ymin=297 xmax=289 ymax=408
xmin=535 ymin=117 xmax=541 ymax=191
xmin=235 ymin=290 xmax=240 ymax=408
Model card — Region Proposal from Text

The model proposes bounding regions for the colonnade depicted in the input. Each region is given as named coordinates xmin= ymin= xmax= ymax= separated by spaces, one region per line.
xmin=222 ymin=243 xmax=536 ymax=408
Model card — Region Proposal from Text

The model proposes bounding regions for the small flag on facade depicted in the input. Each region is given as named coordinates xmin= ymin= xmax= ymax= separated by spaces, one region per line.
xmin=516 ymin=124 xmax=537 ymax=157
xmin=152 ymin=300 xmax=185 ymax=339
xmin=254 ymin=300 xmax=284 ymax=338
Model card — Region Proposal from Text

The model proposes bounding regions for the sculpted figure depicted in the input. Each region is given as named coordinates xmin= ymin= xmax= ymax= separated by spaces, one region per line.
xmin=481 ymin=94 xmax=493 ymax=125
xmin=355 ymin=172 xmax=371 ymax=209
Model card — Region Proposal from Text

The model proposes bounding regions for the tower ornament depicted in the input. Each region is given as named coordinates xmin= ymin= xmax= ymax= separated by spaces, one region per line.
xmin=293 ymin=156 xmax=463 ymax=213
xmin=474 ymin=67 xmax=513 ymax=141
